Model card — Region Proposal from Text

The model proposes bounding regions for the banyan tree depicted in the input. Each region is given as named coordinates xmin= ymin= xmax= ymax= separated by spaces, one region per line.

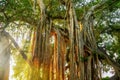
xmin=0 ymin=0 xmax=120 ymax=80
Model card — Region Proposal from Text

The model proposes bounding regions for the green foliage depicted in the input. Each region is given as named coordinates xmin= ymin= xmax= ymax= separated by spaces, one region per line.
xmin=102 ymin=77 xmax=110 ymax=80
xmin=79 ymin=56 xmax=88 ymax=62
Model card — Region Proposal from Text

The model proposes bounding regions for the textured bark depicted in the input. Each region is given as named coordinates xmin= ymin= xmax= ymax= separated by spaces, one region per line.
xmin=53 ymin=33 xmax=58 ymax=80
xmin=67 ymin=1 xmax=75 ymax=80
xmin=65 ymin=0 xmax=105 ymax=80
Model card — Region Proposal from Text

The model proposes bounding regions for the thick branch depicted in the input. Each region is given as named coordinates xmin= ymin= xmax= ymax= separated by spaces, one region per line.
xmin=98 ymin=47 xmax=120 ymax=76
xmin=84 ymin=0 xmax=119 ymax=20
xmin=84 ymin=1 xmax=107 ymax=20
xmin=3 ymin=31 xmax=27 ymax=60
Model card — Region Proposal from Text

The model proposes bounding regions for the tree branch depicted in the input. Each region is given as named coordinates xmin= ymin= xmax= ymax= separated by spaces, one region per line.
xmin=97 ymin=47 xmax=120 ymax=77
xmin=84 ymin=0 xmax=120 ymax=20
xmin=3 ymin=31 xmax=28 ymax=60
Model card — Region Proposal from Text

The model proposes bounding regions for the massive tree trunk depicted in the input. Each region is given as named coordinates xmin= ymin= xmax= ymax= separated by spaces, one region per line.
xmin=28 ymin=0 xmax=120 ymax=80
xmin=64 ymin=0 xmax=120 ymax=80
xmin=29 ymin=0 xmax=52 ymax=79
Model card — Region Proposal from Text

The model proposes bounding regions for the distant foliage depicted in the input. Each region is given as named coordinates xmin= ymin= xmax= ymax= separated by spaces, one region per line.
xmin=102 ymin=77 xmax=110 ymax=80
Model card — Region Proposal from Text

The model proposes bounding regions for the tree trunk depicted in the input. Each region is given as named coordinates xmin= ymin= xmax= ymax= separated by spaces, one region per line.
xmin=0 ymin=31 xmax=10 ymax=80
